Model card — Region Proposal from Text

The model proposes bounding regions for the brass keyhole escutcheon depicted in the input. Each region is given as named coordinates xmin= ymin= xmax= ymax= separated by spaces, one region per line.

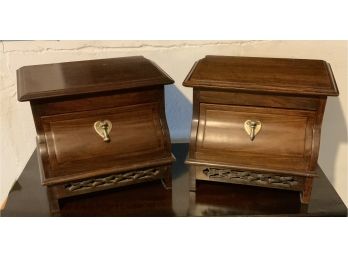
xmin=244 ymin=120 xmax=262 ymax=141
xmin=94 ymin=120 xmax=112 ymax=142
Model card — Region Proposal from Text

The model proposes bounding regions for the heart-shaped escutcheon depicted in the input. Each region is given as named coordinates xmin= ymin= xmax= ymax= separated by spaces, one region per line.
xmin=94 ymin=120 xmax=112 ymax=142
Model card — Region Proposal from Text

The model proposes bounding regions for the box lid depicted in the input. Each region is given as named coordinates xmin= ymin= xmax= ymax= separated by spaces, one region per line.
xmin=183 ymin=55 xmax=339 ymax=96
xmin=17 ymin=56 xmax=174 ymax=101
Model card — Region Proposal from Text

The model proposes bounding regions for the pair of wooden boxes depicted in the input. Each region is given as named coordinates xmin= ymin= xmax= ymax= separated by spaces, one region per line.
xmin=17 ymin=55 xmax=339 ymax=212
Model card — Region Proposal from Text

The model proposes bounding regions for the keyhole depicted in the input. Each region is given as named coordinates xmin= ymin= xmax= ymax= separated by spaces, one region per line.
xmin=101 ymin=123 xmax=110 ymax=142
xmin=249 ymin=121 xmax=257 ymax=141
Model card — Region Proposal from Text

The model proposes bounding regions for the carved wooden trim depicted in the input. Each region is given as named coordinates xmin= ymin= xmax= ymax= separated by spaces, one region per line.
xmin=202 ymin=167 xmax=303 ymax=189
xmin=65 ymin=168 xmax=160 ymax=192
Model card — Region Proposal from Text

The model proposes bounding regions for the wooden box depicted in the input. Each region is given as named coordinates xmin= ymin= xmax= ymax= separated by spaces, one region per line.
xmin=183 ymin=55 xmax=339 ymax=204
xmin=17 ymin=56 xmax=175 ymax=214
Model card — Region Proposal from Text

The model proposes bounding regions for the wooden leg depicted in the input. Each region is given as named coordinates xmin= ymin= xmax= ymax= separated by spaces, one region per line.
xmin=162 ymin=166 xmax=172 ymax=189
xmin=299 ymin=202 xmax=309 ymax=213
xmin=188 ymin=190 xmax=196 ymax=215
xmin=47 ymin=186 xmax=61 ymax=216
xmin=300 ymin=177 xmax=313 ymax=204
xmin=189 ymin=166 xmax=196 ymax=192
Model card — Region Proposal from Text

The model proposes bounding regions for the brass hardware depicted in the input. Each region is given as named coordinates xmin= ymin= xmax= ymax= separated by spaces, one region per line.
xmin=244 ymin=120 xmax=261 ymax=141
xmin=94 ymin=120 xmax=112 ymax=142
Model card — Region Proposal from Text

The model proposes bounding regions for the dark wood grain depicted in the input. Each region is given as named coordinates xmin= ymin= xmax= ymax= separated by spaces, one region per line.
xmin=194 ymin=104 xmax=315 ymax=172
xmin=17 ymin=57 xmax=175 ymax=213
xmin=183 ymin=56 xmax=339 ymax=96
xmin=183 ymin=55 xmax=338 ymax=204
xmin=1 ymin=144 xmax=346 ymax=217
xmin=40 ymin=102 xmax=168 ymax=177
xmin=200 ymin=90 xmax=323 ymax=110
xmin=17 ymin=56 xmax=174 ymax=101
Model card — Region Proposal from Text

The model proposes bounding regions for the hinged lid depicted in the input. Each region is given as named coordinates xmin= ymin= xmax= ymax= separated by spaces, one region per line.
xmin=17 ymin=56 xmax=174 ymax=101
xmin=183 ymin=55 xmax=339 ymax=96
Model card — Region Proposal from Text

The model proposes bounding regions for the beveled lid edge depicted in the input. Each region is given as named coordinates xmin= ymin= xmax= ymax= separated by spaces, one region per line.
xmin=17 ymin=78 xmax=173 ymax=102
xmin=183 ymin=56 xmax=339 ymax=97
xmin=17 ymin=56 xmax=175 ymax=102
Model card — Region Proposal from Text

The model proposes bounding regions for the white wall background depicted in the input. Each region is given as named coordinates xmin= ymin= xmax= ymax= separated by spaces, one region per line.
xmin=0 ymin=40 xmax=347 ymax=208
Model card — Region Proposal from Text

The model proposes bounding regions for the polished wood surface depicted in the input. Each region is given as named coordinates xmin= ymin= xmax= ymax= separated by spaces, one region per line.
xmin=40 ymin=102 xmax=168 ymax=178
xmin=1 ymin=144 xmax=346 ymax=217
xmin=199 ymin=90 xmax=322 ymax=111
xmin=183 ymin=55 xmax=339 ymax=96
xmin=195 ymin=103 xmax=315 ymax=173
xmin=17 ymin=57 xmax=175 ymax=214
xmin=32 ymin=87 xmax=174 ymax=186
xmin=17 ymin=56 xmax=174 ymax=101
xmin=183 ymin=56 xmax=339 ymax=203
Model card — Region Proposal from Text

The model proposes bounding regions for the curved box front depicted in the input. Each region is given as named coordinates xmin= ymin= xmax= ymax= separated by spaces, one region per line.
xmin=183 ymin=56 xmax=338 ymax=203
xmin=192 ymin=103 xmax=317 ymax=175
xmin=17 ymin=57 xmax=175 ymax=211
xmin=39 ymin=102 xmax=173 ymax=183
